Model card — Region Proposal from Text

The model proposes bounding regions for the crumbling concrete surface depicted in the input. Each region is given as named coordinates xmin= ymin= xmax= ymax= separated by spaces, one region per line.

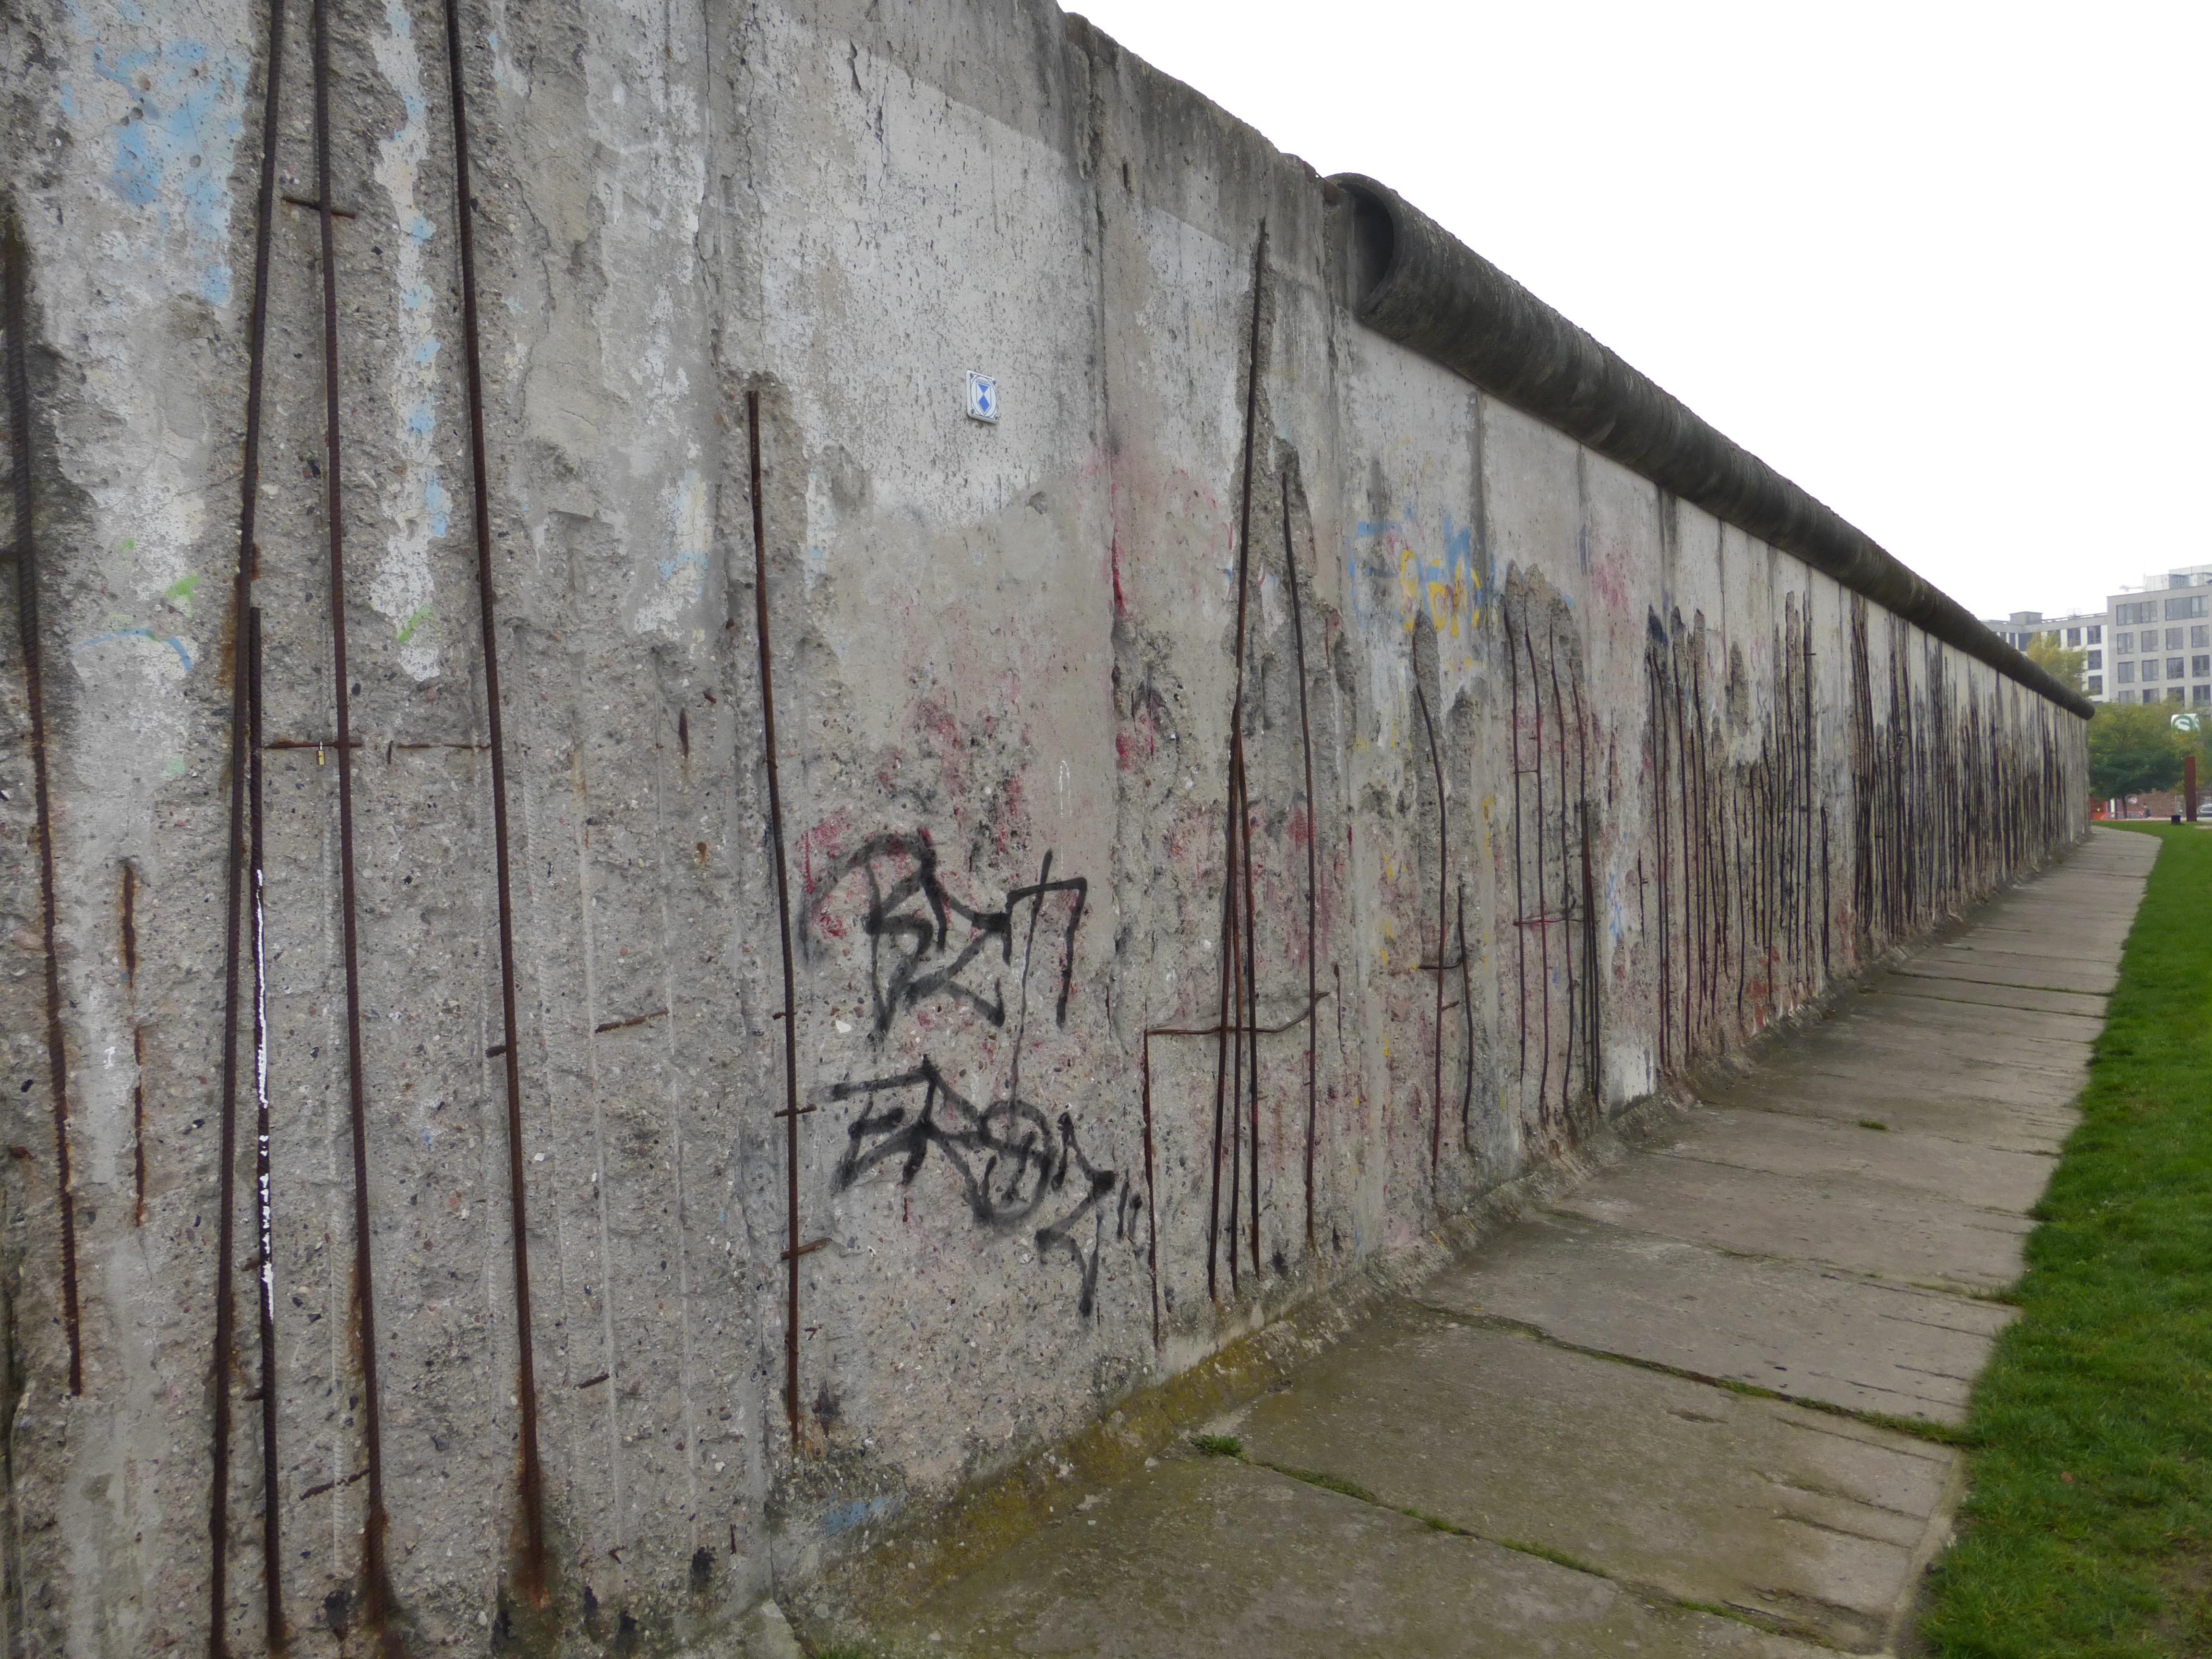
xmin=857 ymin=832 xmax=2150 ymax=1657
xmin=0 ymin=0 xmax=2084 ymax=1652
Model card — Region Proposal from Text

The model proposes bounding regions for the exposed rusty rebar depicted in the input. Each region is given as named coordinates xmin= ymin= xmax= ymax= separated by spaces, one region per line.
xmin=745 ymin=389 xmax=805 ymax=1443
xmin=1208 ymin=221 xmax=1268 ymax=1299
xmin=246 ymin=610 xmax=283 ymax=1649
xmin=310 ymin=0 xmax=396 ymax=1629
xmin=438 ymin=0 xmax=547 ymax=1590
xmin=1278 ymin=474 xmax=1319 ymax=1251
xmin=1147 ymin=995 xmax=1329 ymax=1336
xmin=209 ymin=1 xmax=289 ymax=1642
xmin=1414 ymin=682 xmax=1447 ymax=1174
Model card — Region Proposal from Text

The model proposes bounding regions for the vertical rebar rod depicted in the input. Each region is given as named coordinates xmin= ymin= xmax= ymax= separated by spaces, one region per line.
xmin=209 ymin=2 xmax=288 ymax=1641
xmin=1524 ymin=624 xmax=1551 ymax=1125
xmin=1139 ymin=1034 xmax=1161 ymax=1346
xmin=438 ymin=0 xmax=547 ymax=1587
xmin=5 ymin=205 xmax=81 ymax=1407
xmin=1208 ymin=222 xmax=1267 ymax=1298
xmin=1239 ymin=748 xmax=1259 ymax=1277
xmin=1454 ymin=883 xmax=1473 ymax=1142
xmin=310 ymin=0 xmax=395 ymax=1625
xmin=746 ymin=390 xmax=805 ymax=1442
xmin=209 ymin=574 xmax=244 ymax=1659
xmin=246 ymin=611 xmax=283 ymax=1650
xmin=1204 ymin=822 xmax=1233 ymax=1301
xmin=1279 ymin=476 xmax=1319 ymax=1251
xmin=1546 ymin=635 xmax=1572 ymax=1116
xmin=1221 ymin=820 xmax=1244 ymax=1299
xmin=1413 ymin=683 xmax=1446 ymax=1174
xmin=1572 ymin=676 xmax=1599 ymax=1125
xmin=1509 ymin=600 xmax=1527 ymax=1085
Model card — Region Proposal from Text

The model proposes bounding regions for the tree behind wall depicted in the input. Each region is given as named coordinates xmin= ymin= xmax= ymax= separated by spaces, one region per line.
xmin=2088 ymin=702 xmax=2186 ymax=799
xmin=2026 ymin=636 xmax=2088 ymax=696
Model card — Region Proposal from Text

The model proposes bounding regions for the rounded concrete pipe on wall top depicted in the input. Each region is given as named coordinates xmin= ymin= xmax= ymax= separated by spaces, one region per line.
xmin=1329 ymin=172 xmax=2092 ymax=722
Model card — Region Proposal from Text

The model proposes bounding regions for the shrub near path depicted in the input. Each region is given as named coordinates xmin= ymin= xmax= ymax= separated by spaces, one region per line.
xmin=1925 ymin=824 xmax=2212 ymax=1657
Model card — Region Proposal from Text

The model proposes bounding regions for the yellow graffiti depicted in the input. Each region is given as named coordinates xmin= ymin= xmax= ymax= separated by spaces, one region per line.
xmin=1397 ymin=543 xmax=1483 ymax=640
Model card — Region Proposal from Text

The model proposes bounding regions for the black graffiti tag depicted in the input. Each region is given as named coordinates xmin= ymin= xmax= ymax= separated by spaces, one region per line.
xmin=829 ymin=1059 xmax=1120 ymax=1315
xmin=804 ymin=832 xmax=1087 ymax=1041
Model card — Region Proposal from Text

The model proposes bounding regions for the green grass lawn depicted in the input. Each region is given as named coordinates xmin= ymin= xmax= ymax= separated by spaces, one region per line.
xmin=1923 ymin=824 xmax=2212 ymax=1657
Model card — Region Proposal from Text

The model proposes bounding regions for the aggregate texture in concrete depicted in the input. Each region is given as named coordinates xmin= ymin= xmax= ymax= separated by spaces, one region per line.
xmin=0 ymin=0 xmax=2092 ymax=1650
xmin=854 ymin=830 xmax=2152 ymax=1655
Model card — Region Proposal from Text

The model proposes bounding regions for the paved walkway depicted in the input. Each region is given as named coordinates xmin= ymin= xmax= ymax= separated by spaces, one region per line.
xmin=855 ymin=829 xmax=2158 ymax=1658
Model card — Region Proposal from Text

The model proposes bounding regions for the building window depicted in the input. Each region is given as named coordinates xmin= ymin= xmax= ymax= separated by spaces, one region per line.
xmin=2171 ymin=628 xmax=2188 ymax=649
xmin=2120 ymin=661 xmax=2138 ymax=683
xmin=2171 ymin=657 xmax=2187 ymax=679
xmin=2066 ymin=627 xmax=2080 ymax=645
xmin=2118 ymin=631 xmax=2135 ymax=653
xmin=2169 ymin=594 xmax=2209 ymax=620
xmin=2172 ymin=688 xmax=2188 ymax=703
xmin=2089 ymin=625 xmax=2103 ymax=644
xmin=2196 ymin=656 xmax=2211 ymax=678
xmin=2118 ymin=601 xmax=2157 ymax=626
xmin=2089 ymin=675 xmax=2104 ymax=694
xmin=2197 ymin=685 xmax=2211 ymax=705
xmin=2087 ymin=650 xmax=2103 ymax=669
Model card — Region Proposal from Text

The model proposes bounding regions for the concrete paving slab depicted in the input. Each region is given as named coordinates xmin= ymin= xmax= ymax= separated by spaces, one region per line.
xmin=1229 ymin=1314 xmax=1956 ymax=1650
xmin=1941 ymin=923 xmax=2133 ymax=955
xmin=1706 ymin=1072 xmax=2079 ymax=1153
xmin=1863 ymin=972 xmax=2108 ymax=1018
xmin=1419 ymin=1211 xmax=2010 ymax=1423
xmin=866 ymin=1453 xmax=1829 ymax=1658
xmin=1743 ymin=1048 xmax=2085 ymax=1110
xmin=1923 ymin=943 xmax=2121 ymax=986
xmin=1550 ymin=1154 xmax=2034 ymax=1289
xmin=1888 ymin=954 xmax=2119 ymax=995
xmin=1831 ymin=992 xmax=2108 ymax=1045
xmin=1779 ymin=1021 xmax=2092 ymax=1079
xmin=1655 ymin=1106 xmax=2060 ymax=1213
xmin=1832 ymin=986 xmax=2104 ymax=1035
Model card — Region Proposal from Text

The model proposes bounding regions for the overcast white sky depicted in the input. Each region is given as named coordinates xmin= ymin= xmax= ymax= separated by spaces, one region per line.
xmin=1067 ymin=0 xmax=2208 ymax=620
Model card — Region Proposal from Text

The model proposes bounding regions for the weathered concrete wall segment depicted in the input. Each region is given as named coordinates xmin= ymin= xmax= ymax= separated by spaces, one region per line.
xmin=0 ymin=0 xmax=2085 ymax=1652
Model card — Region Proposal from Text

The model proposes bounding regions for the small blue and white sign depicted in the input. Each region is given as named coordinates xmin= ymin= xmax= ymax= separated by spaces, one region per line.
xmin=965 ymin=371 xmax=999 ymax=424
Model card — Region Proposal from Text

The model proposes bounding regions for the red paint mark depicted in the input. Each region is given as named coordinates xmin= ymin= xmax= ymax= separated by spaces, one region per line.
xmin=794 ymin=811 xmax=853 ymax=898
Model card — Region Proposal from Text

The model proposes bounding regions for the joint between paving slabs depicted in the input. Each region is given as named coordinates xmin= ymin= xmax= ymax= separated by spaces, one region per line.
xmin=1400 ymin=1302 xmax=1983 ymax=1450
xmin=1185 ymin=1434 xmax=1809 ymax=1642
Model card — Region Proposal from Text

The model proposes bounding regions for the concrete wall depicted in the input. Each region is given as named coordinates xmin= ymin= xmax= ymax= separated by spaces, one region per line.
xmin=0 ymin=0 xmax=2086 ymax=1650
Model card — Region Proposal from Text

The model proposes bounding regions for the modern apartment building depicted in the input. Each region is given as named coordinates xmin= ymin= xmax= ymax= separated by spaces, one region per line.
xmin=2104 ymin=565 xmax=2212 ymax=706
xmin=1979 ymin=565 xmax=2212 ymax=706
xmin=1982 ymin=607 xmax=2110 ymax=700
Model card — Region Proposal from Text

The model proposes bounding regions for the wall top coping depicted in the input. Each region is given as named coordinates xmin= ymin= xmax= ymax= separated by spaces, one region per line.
xmin=1330 ymin=173 xmax=2093 ymax=721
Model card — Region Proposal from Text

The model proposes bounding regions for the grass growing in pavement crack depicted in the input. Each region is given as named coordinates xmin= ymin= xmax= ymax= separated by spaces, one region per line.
xmin=1266 ymin=1464 xmax=1380 ymax=1504
xmin=1468 ymin=1306 xmax=1981 ymax=1447
xmin=1923 ymin=825 xmax=2212 ymax=1658
xmin=1189 ymin=1433 xmax=1243 ymax=1457
xmin=1229 ymin=1443 xmax=1789 ymax=1634
xmin=1495 ymin=1537 xmax=1606 ymax=1577
xmin=1835 ymin=1406 xmax=1979 ymax=1449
